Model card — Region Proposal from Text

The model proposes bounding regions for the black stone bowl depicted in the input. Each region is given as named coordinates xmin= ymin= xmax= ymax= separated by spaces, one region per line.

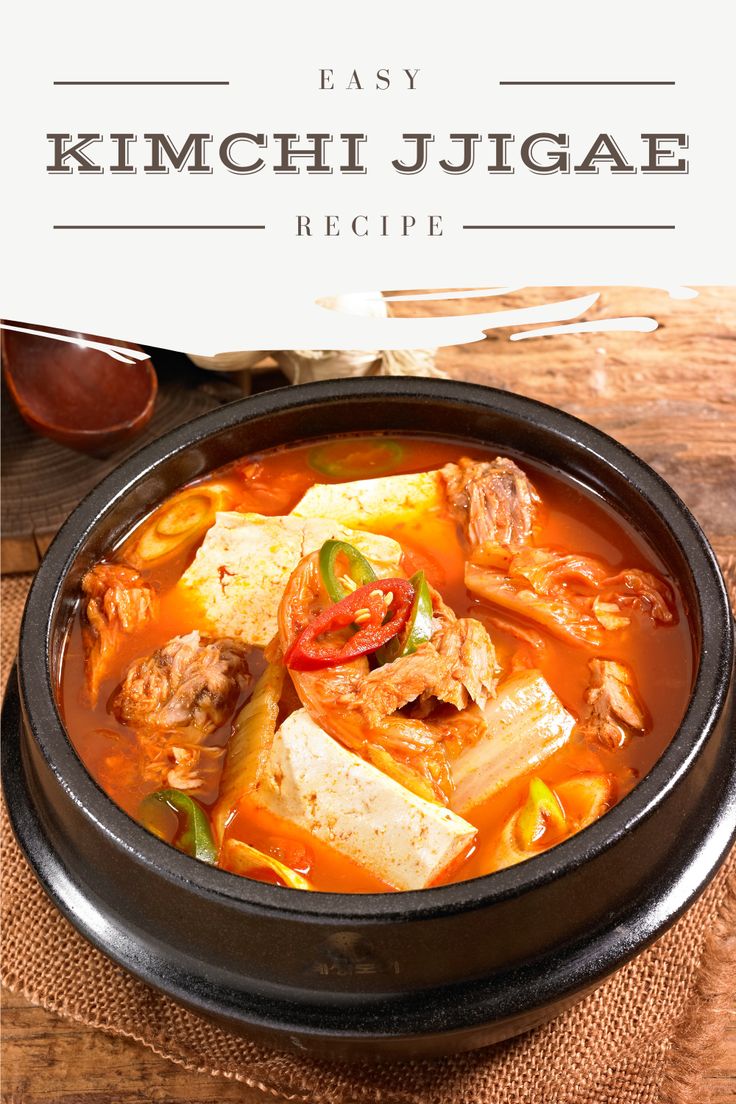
xmin=3 ymin=378 xmax=735 ymax=1060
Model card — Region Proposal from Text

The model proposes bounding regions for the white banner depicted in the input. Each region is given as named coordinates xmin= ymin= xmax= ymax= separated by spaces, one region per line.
xmin=1 ymin=0 xmax=734 ymax=352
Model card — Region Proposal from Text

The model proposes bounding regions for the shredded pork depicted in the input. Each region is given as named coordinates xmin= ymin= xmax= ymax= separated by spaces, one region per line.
xmin=351 ymin=588 xmax=497 ymax=725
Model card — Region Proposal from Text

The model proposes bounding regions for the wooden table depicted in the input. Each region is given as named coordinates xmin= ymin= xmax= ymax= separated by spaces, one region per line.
xmin=2 ymin=286 xmax=735 ymax=1102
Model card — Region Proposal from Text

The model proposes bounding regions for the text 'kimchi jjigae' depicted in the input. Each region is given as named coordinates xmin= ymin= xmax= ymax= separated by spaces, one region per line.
xmin=60 ymin=435 xmax=693 ymax=892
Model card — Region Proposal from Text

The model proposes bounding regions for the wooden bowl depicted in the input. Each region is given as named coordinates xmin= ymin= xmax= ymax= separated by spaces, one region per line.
xmin=1 ymin=324 xmax=157 ymax=456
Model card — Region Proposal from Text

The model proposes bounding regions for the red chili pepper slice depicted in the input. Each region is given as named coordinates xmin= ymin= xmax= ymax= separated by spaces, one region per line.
xmin=285 ymin=578 xmax=414 ymax=671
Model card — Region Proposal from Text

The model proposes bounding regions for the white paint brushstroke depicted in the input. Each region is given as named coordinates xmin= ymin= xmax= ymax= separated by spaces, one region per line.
xmin=313 ymin=292 xmax=601 ymax=349
xmin=664 ymin=286 xmax=699 ymax=300
xmin=1 ymin=289 xmax=678 ymax=360
xmin=510 ymin=317 xmax=658 ymax=341
xmin=0 ymin=323 xmax=150 ymax=364
xmin=440 ymin=291 xmax=601 ymax=328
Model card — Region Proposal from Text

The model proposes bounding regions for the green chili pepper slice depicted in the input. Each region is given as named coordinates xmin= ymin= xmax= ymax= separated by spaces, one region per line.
xmin=377 ymin=570 xmax=434 ymax=665
xmin=308 ymin=437 xmax=404 ymax=480
xmin=140 ymin=789 xmax=218 ymax=864
xmin=319 ymin=539 xmax=377 ymax=604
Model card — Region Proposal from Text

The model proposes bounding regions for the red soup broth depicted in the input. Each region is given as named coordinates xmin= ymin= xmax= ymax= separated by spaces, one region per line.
xmin=58 ymin=434 xmax=695 ymax=892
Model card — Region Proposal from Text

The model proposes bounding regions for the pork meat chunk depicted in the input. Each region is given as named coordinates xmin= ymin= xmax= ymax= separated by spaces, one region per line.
xmin=111 ymin=631 xmax=251 ymax=799
xmin=427 ymin=612 xmax=498 ymax=710
xmin=82 ymin=563 xmax=158 ymax=705
xmin=441 ymin=457 xmax=541 ymax=565
xmin=112 ymin=630 xmax=250 ymax=735
xmin=354 ymin=598 xmax=497 ymax=724
xmin=576 ymin=658 xmax=647 ymax=750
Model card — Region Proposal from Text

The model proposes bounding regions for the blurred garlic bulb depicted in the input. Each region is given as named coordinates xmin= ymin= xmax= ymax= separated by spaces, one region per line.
xmin=273 ymin=347 xmax=382 ymax=383
xmin=272 ymin=346 xmax=445 ymax=382
xmin=188 ymin=349 xmax=267 ymax=373
xmin=378 ymin=348 xmax=444 ymax=377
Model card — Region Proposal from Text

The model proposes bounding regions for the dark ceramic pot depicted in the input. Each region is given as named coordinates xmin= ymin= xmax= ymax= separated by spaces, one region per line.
xmin=3 ymin=379 xmax=735 ymax=1060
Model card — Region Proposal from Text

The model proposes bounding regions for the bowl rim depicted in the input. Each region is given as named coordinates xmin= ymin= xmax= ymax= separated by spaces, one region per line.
xmin=17 ymin=377 xmax=734 ymax=922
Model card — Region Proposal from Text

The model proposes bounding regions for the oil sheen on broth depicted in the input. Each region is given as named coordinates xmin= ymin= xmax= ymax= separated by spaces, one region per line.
xmin=59 ymin=435 xmax=693 ymax=893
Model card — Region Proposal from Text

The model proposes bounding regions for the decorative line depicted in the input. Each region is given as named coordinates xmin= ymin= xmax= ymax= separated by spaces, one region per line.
xmin=499 ymin=80 xmax=676 ymax=86
xmin=53 ymin=224 xmax=266 ymax=230
xmin=53 ymin=80 xmax=229 ymax=86
xmin=462 ymin=224 xmax=675 ymax=230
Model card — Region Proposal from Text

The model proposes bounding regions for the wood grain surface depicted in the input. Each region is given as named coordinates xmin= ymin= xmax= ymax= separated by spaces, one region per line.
xmin=2 ymin=286 xmax=735 ymax=1103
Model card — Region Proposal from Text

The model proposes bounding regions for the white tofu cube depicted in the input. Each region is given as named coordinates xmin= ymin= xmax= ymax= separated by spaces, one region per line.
xmin=253 ymin=709 xmax=476 ymax=891
xmin=451 ymin=670 xmax=575 ymax=816
xmin=178 ymin=513 xmax=402 ymax=647
xmin=291 ymin=471 xmax=443 ymax=530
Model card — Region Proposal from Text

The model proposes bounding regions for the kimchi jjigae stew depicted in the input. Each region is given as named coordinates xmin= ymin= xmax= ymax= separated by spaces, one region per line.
xmin=60 ymin=435 xmax=694 ymax=893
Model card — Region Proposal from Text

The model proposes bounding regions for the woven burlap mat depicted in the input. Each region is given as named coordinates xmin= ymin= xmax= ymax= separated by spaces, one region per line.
xmin=2 ymin=570 xmax=735 ymax=1104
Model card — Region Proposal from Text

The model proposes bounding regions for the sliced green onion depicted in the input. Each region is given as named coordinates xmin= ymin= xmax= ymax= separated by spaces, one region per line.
xmin=308 ymin=437 xmax=404 ymax=480
xmin=515 ymin=777 xmax=566 ymax=850
xmin=140 ymin=789 xmax=218 ymax=864
xmin=319 ymin=539 xmax=377 ymax=604
xmin=223 ymin=838 xmax=314 ymax=890
xmin=377 ymin=570 xmax=434 ymax=665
